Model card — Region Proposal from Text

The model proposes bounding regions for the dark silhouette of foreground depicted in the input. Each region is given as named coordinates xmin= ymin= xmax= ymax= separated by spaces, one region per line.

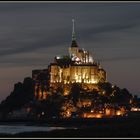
xmin=0 ymin=78 xmax=140 ymax=138
xmin=0 ymin=117 xmax=140 ymax=138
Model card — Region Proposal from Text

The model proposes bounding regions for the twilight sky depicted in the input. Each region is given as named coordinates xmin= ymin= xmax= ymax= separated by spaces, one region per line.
xmin=0 ymin=2 xmax=140 ymax=101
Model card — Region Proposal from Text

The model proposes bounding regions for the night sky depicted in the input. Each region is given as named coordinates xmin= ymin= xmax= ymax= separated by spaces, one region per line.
xmin=0 ymin=2 xmax=140 ymax=101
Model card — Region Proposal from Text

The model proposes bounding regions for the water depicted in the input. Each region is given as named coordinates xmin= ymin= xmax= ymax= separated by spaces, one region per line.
xmin=0 ymin=124 xmax=66 ymax=135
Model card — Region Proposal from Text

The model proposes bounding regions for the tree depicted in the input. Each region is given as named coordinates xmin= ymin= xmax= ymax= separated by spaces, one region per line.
xmin=0 ymin=77 xmax=34 ymax=114
xmin=70 ymin=83 xmax=81 ymax=105
xmin=98 ymin=82 xmax=113 ymax=96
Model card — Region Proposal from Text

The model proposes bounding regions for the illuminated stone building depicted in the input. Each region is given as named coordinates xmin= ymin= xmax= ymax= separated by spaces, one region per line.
xmin=32 ymin=19 xmax=106 ymax=100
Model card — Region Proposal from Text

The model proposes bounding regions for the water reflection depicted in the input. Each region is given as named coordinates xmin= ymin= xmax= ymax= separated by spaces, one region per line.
xmin=0 ymin=124 xmax=66 ymax=134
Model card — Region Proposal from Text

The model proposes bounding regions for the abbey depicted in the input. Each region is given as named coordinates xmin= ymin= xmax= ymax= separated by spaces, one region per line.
xmin=32 ymin=20 xmax=106 ymax=100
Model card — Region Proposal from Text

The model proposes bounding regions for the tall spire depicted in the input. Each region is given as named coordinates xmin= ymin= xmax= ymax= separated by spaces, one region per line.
xmin=72 ymin=19 xmax=76 ymax=41
xmin=71 ymin=19 xmax=78 ymax=48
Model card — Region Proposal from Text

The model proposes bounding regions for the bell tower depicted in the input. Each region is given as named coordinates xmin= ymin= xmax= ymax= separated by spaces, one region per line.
xmin=69 ymin=19 xmax=79 ymax=58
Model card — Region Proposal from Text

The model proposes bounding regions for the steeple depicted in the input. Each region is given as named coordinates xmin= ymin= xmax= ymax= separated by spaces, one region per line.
xmin=72 ymin=19 xmax=76 ymax=41
xmin=71 ymin=19 xmax=78 ymax=48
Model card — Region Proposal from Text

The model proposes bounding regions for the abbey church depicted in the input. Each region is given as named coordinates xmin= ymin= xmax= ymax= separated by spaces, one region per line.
xmin=32 ymin=20 xmax=106 ymax=100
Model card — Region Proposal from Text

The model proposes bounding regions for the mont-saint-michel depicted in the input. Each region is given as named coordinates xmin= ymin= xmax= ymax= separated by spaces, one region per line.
xmin=0 ymin=17 xmax=140 ymax=137
xmin=31 ymin=19 xmax=134 ymax=119
xmin=0 ymin=19 xmax=139 ymax=121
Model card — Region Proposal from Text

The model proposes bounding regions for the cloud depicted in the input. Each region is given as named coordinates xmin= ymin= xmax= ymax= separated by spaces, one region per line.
xmin=99 ymin=55 xmax=140 ymax=62
xmin=0 ymin=3 xmax=140 ymax=58
xmin=0 ymin=3 xmax=140 ymax=101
